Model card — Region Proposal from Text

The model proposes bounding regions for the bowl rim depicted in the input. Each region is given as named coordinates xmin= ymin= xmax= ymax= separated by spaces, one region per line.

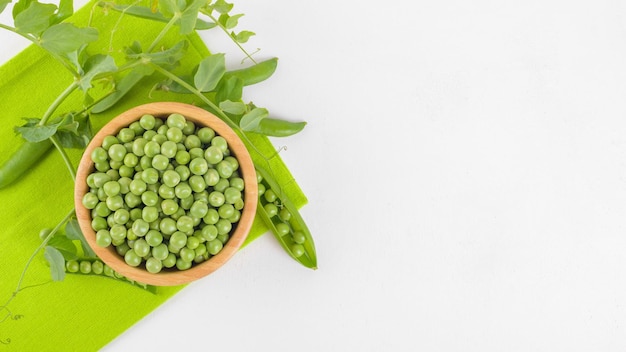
xmin=74 ymin=102 xmax=258 ymax=286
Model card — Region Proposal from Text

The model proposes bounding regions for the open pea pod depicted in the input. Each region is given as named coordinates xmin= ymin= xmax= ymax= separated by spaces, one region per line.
xmin=255 ymin=165 xmax=317 ymax=269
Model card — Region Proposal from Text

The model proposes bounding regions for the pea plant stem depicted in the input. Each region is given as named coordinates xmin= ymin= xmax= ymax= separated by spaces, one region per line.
xmin=0 ymin=23 xmax=80 ymax=78
xmin=146 ymin=12 xmax=181 ymax=53
xmin=199 ymin=8 xmax=257 ymax=65
xmin=39 ymin=82 xmax=79 ymax=126
xmin=49 ymin=135 xmax=76 ymax=180
xmin=0 ymin=208 xmax=75 ymax=321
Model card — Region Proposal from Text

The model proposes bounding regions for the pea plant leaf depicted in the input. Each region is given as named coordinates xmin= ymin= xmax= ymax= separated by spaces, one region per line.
xmin=77 ymin=54 xmax=117 ymax=91
xmin=158 ymin=0 xmax=180 ymax=17
xmin=65 ymin=217 xmax=96 ymax=258
xmin=48 ymin=235 xmax=79 ymax=260
xmin=14 ymin=118 xmax=58 ymax=142
xmin=239 ymin=107 xmax=268 ymax=131
xmin=194 ymin=53 xmax=226 ymax=92
xmin=0 ymin=0 xmax=11 ymax=14
xmin=179 ymin=0 xmax=206 ymax=34
xmin=52 ymin=0 xmax=72 ymax=24
xmin=55 ymin=113 xmax=91 ymax=149
xmin=210 ymin=0 xmax=233 ymax=14
xmin=232 ymin=30 xmax=254 ymax=43
xmin=14 ymin=1 xmax=57 ymax=35
xmin=44 ymin=246 xmax=66 ymax=281
xmin=11 ymin=0 xmax=33 ymax=18
xmin=215 ymin=76 xmax=243 ymax=103
xmin=222 ymin=57 xmax=277 ymax=86
xmin=91 ymin=67 xmax=151 ymax=113
xmin=219 ymin=100 xmax=246 ymax=115
xmin=140 ymin=40 xmax=188 ymax=67
xmin=40 ymin=23 xmax=98 ymax=56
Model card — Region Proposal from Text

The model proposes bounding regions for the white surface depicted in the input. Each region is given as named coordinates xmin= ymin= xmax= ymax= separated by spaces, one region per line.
xmin=4 ymin=1 xmax=626 ymax=351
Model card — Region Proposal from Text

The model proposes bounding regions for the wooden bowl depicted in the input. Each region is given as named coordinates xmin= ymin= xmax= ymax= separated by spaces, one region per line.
xmin=74 ymin=102 xmax=258 ymax=286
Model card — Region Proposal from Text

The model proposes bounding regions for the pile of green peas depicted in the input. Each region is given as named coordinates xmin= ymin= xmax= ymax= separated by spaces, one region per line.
xmin=81 ymin=113 xmax=245 ymax=274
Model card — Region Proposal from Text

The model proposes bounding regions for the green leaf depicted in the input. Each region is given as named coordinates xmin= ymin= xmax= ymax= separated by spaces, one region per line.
xmin=194 ymin=54 xmax=225 ymax=92
xmin=233 ymin=30 xmax=254 ymax=43
xmin=77 ymin=54 xmax=117 ymax=91
xmin=141 ymin=40 xmax=187 ymax=67
xmin=14 ymin=120 xmax=58 ymax=143
xmin=14 ymin=2 xmax=57 ymax=35
xmin=215 ymin=76 xmax=243 ymax=102
xmin=179 ymin=0 xmax=205 ymax=34
xmin=219 ymin=100 xmax=246 ymax=115
xmin=40 ymin=23 xmax=98 ymax=56
xmin=211 ymin=0 xmax=233 ymax=14
xmin=56 ymin=114 xmax=91 ymax=148
xmin=239 ymin=107 xmax=268 ymax=131
xmin=47 ymin=235 xmax=78 ymax=260
xmin=53 ymin=0 xmax=73 ymax=23
xmin=158 ymin=0 xmax=179 ymax=17
xmin=225 ymin=13 xmax=243 ymax=29
xmin=44 ymin=246 xmax=66 ymax=281
xmin=91 ymin=67 xmax=150 ymax=114
xmin=65 ymin=218 xmax=96 ymax=258
xmin=11 ymin=0 xmax=33 ymax=18
xmin=251 ymin=118 xmax=307 ymax=137
xmin=0 ymin=0 xmax=11 ymax=14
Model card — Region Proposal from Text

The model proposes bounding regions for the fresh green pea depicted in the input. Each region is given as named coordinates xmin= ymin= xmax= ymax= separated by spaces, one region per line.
xmin=152 ymin=154 xmax=170 ymax=171
xmin=189 ymin=200 xmax=209 ymax=218
xmin=133 ymin=238 xmax=150 ymax=257
xmin=176 ymin=215 xmax=194 ymax=233
xmin=95 ymin=161 xmax=111 ymax=172
xmin=167 ymin=113 xmax=186 ymax=129
xmin=124 ymin=193 xmax=142 ymax=208
xmin=79 ymin=260 xmax=92 ymax=274
xmin=166 ymin=127 xmax=183 ymax=142
xmin=214 ymin=178 xmax=230 ymax=193
xmin=162 ymin=170 xmax=181 ymax=188
xmin=218 ymin=204 xmax=235 ymax=219
xmin=158 ymin=184 xmax=175 ymax=199
xmin=203 ymin=209 xmax=219 ymax=225
xmin=264 ymin=203 xmax=278 ymax=218
xmin=106 ymin=169 xmax=120 ymax=181
xmin=175 ymin=165 xmax=191 ymax=181
xmin=189 ymin=158 xmax=208 ymax=175
xmin=102 ymin=135 xmax=120 ymax=150
xmin=142 ymin=206 xmax=159 ymax=223
xmin=292 ymin=231 xmax=306 ymax=244
xmin=141 ymin=168 xmax=160 ymax=185
xmin=82 ymin=192 xmax=99 ymax=209
xmin=146 ymin=257 xmax=162 ymax=273
xmin=132 ymin=137 xmax=148 ymax=156
xmin=91 ymin=147 xmax=108 ymax=163
xmin=229 ymin=177 xmax=244 ymax=191
xmin=132 ymin=219 xmax=150 ymax=237
xmin=106 ymin=195 xmax=124 ymax=211
xmin=66 ymin=260 xmax=79 ymax=273
xmin=152 ymin=243 xmax=169 ymax=260
xmin=146 ymin=230 xmax=164 ymax=246
xmin=200 ymin=225 xmax=218 ymax=241
xmin=189 ymin=147 xmax=204 ymax=160
xmin=144 ymin=140 xmax=160 ymax=157
xmin=160 ymin=140 xmax=178 ymax=158
xmin=275 ymin=222 xmax=290 ymax=236
xmin=163 ymin=253 xmax=177 ymax=268
xmin=92 ymin=260 xmax=104 ymax=275
xmin=140 ymin=114 xmax=156 ymax=130
xmin=215 ymin=219 xmax=232 ymax=235
xmin=159 ymin=217 xmax=178 ymax=235
xmin=176 ymin=258 xmax=192 ymax=270
xmin=110 ymin=224 xmax=127 ymax=242
xmin=197 ymin=127 xmax=215 ymax=143
xmin=161 ymin=199 xmax=179 ymax=216
xmin=96 ymin=229 xmax=112 ymax=247
xmin=207 ymin=239 xmax=223 ymax=255
xmin=188 ymin=175 xmax=206 ymax=192
xmin=183 ymin=120 xmax=196 ymax=135
xmin=290 ymin=244 xmax=305 ymax=258
xmin=103 ymin=181 xmax=121 ymax=197
xmin=108 ymin=144 xmax=127 ymax=162
xmin=204 ymin=145 xmax=223 ymax=165
xmin=124 ymin=249 xmax=142 ymax=267
xmin=92 ymin=216 xmax=108 ymax=231
xmin=203 ymin=168 xmax=220 ymax=186
xmin=118 ymin=127 xmax=136 ymax=143
xmin=211 ymin=136 xmax=228 ymax=153
xmin=113 ymin=209 xmax=130 ymax=225
xmin=94 ymin=202 xmax=112 ymax=217
xmin=170 ymin=231 xmax=187 ymax=249
xmin=179 ymin=247 xmax=195 ymax=262
xmin=174 ymin=182 xmax=192 ymax=199
xmin=224 ymin=187 xmax=242 ymax=204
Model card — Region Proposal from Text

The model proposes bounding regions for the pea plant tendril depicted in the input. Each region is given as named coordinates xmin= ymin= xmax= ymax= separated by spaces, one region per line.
xmin=0 ymin=0 xmax=317 ymax=343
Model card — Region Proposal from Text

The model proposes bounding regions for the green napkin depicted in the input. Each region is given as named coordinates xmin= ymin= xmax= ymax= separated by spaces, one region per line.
xmin=0 ymin=2 xmax=306 ymax=350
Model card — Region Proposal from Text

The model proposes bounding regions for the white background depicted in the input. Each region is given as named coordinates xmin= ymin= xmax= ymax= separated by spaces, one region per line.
xmin=4 ymin=0 xmax=626 ymax=351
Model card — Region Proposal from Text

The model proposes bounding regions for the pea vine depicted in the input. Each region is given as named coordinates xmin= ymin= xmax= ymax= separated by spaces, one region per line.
xmin=0 ymin=0 xmax=316 ymax=343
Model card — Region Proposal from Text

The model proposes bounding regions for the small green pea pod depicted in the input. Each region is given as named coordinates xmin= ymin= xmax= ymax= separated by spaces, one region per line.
xmin=250 ymin=118 xmax=306 ymax=137
xmin=65 ymin=258 xmax=157 ymax=293
xmin=222 ymin=58 xmax=278 ymax=86
xmin=255 ymin=165 xmax=317 ymax=269
xmin=0 ymin=139 xmax=53 ymax=189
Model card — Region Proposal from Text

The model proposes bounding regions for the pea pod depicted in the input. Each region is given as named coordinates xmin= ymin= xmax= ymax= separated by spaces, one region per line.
xmin=0 ymin=139 xmax=53 ymax=189
xmin=250 ymin=118 xmax=306 ymax=137
xmin=255 ymin=165 xmax=317 ymax=269
xmin=222 ymin=58 xmax=278 ymax=86
xmin=64 ymin=258 xmax=157 ymax=293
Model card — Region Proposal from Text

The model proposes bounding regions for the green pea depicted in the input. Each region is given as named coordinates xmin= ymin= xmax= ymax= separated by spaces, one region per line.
xmin=103 ymin=181 xmax=121 ymax=197
xmin=203 ymin=209 xmax=219 ymax=225
xmin=118 ymin=127 xmax=136 ymax=143
xmin=290 ymin=244 xmax=305 ymax=258
xmin=215 ymin=219 xmax=232 ymax=235
xmin=129 ymin=208 xmax=142 ymax=221
xmin=176 ymin=215 xmax=194 ymax=233
xmin=132 ymin=137 xmax=148 ymax=156
xmin=102 ymin=135 xmax=120 ymax=150
xmin=189 ymin=200 xmax=209 ymax=218
xmin=110 ymin=224 xmax=127 ymax=242
xmin=157 ymin=124 xmax=169 ymax=136
xmin=279 ymin=208 xmax=292 ymax=222
xmin=174 ymin=182 xmax=192 ymax=199
xmin=132 ymin=219 xmax=150 ymax=237
xmin=160 ymin=140 xmax=178 ymax=158
xmin=189 ymin=175 xmax=206 ymax=193
xmin=275 ymin=222 xmax=290 ymax=236
xmin=186 ymin=236 xmax=200 ymax=250
xmin=183 ymin=120 xmax=196 ymax=135
xmin=189 ymin=158 xmax=208 ymax=175
xmin=200 ymin=225 xmax=218 ymax=241
xmin=103 ymin=265 xmax=115 ymax=277
xmin=129 ymin=179 xmax=147 ymax=195
xmin=162 ymin=170 xmax=181 ymax=188
xmin=146 ymin=257 xmax=162 ymax=274
xmin=264 ymin=203 xmax=278 ymax=218
xmin=224 ymin=187 xmax=242 ymax=204
xmin=167 ymin=113 xmax=186 ymax=129
xmin=224 ymin=156 xmax=239 ymax=171
xmin=96 ymin=229 xmax=112 ymax=247
xmin=94 ymin=202 xmax=111 ymax=217
xmin=106 ymin=195 xmax=124 ymax=211
xmin=158 ymin=184 xmax=175 ymax=199
xmin=194 ymin=190 xmax=209 ymax=203
xmin=146 ymin=230 xmax=164 ymax=247
xmin=214 ymin=178 xmax=230 ymax=193
xmin=92 ymin=173 xmax=112 ymax=188
xmin=141 ymin=168 xmax=160 ymax=185
xmin=82 ymin=192 xmax=99 ymax=209
xmin=144 ymin=140 xmax=160 ymax=157
xmin=152 ymin=243 xmax=169 ymax=260
xmin=264 ymin=189 xmax=277 ymax=203
xmin=207 ymin=239 xmax=223 ymax=255
xmin=140 ymin=114 xmax=156 ymax=130
xmin=229 ymin=177 xmax=245 ymax=191
xmin=179 ymin=195 xmax=195 ymax=210
xmin=189 ymin=147 xmax=204 ymax=160
xmin=179 ymin=247 xmax=195 ymax=262
xmin=211 ymin=136 xmax=228 ymax=153
xmin=218 ymin=204 xmax=235 ymax=219
xmin=124 ymin=249 xmax=142 ymax=267
xmin=208 ymin=191 xmax=225 ymax=207
xmin=197 ymin=127 xmax=215 ymax=143
xmin=292 ymin=231 xmax=306 ymax=244
xmin=66 ymin=260 xmax=79 ymax=273
xmin=123 ymin=153 xmax=138 ymax=168
xmin=217 ymin=233 xmax=229 ymax=244
xmin=159 ymin=217 xmax=178 ymax=235
xmin=113 ymin=209 xmax=130 ymax=225
xmin=203 ymin=169 xmax=220 ymax=186
xmin=175 ymin=165 xmax=191 ymax=181
xmin=166 ymin=127 xmax=183 ymax=142
xmin=125 ymin=193 xmax=142 ymax=208
xmin=95 ymin=161 xmax=110 ymax=172
xmin=163 ymin=253 xmax=177 ymax=268
xmin=92 ymin=260 xmax=104 ymax=275
xmin=91 ymin=147 xmax=108 ymax=163
xmin=133 ymin=238 xmax=150 ymax=257
xmin=105 ymin=168 xmax=120 ymax=180
xmin=183 ymin=135 xmax=201 ymax=150
xmin=142 ymin=206 xmax=159 ymax=223
xmin=175 ymin=150 xmax=191 ymax=165
xmin=126 ymin=228 xmax=138 ymax=241
xmin=228 ymin=210 xmax=241 ymax=223
xmin=170 ymin=231 xmax=187 ymax=249
xmin=108 ymin=144 xmax=127 ymax=162
xmin=92 ymin=216 xmax=108 ymax=231
xmin=79 ymin=261 xmax=92 ymax=274
xmin=176 ymin=258 xmax=192 ymax=270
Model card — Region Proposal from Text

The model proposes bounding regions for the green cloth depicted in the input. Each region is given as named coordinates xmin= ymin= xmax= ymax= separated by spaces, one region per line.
xmin=0 ymin=2 xmax=306 ymax=350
